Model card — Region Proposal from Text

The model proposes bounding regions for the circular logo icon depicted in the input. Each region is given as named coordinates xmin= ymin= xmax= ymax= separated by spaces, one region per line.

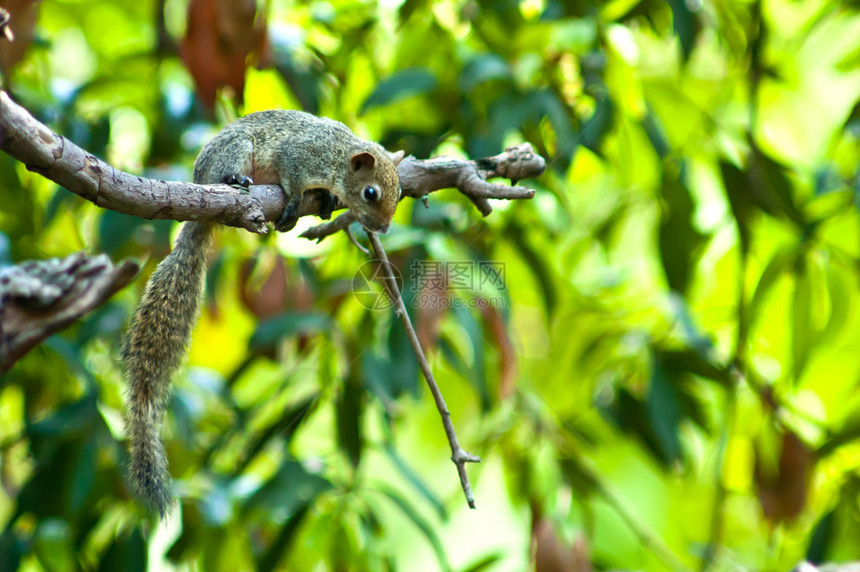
xmin=352 ymin=259 xmax=403 ymax=310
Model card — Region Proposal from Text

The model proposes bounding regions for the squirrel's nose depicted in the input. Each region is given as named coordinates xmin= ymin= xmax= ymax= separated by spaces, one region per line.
xmin=377 ymin=222 xmax=390 ymax=234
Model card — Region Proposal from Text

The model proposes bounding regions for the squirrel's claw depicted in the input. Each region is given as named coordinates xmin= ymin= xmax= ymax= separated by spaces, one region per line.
xmin=223 ymin=174 xmax=253 ymax=192
xmin=316 ymin=189 xmax=337 ymax=220
xmin=275 ymin=194 xmax=301 ymax=232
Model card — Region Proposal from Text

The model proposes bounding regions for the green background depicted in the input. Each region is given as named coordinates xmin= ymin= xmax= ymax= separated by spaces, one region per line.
xmin=2 ymin=0 xmax=860 ymax=570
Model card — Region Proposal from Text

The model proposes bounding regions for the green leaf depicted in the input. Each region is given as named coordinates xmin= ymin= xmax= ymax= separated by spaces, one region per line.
xmin=507 ymin=221 xmax=558 ymax=315
xmin=675 ymin=382 xmax=709 ymax=431
xmin=0 ymin=530 xmax=22 ymax=572
xmin=271 ymin=40 xmax=322 ymax=114
xmin=0 ymin=155 xmax=33 ymax=241
xmin=248 ymin=312 xmax=332 ymax=353
xmin=450 ymin=305 xmax=490 ymax=410
xmin=814 ymin=165 xmax=845 ymax=196
xmin=560 ymin=457 xmax=600 ymax=497
xmin=231 ymin=395 xmax=319 ymax=477
xmin=199 ymin=480 xmax=234 ymax=526
xmin=806 ymin=509 xmax=835 ymax=564
xmin=459 ymin=54 xmax=511 ymax=92
xmin=642 ymin=108 xmax=670 ymax=159
xmin=204 ymin=251 xmax=226 ymax=309
xmin=32 ymin=519 xmax=74 ymax=572
xmin=361 ymin=68 xmax=438 ymax=113
xmin=580 ymin=95 xmax=615 ymax=154
xmin=336 ymin=375 xmax=364 ymax=468
xmin=668 ymin=292 xmax=716 ymax=357
xmin=383 ymin=443 xmax=448 ymax=521
xmin=43 ymin=189 xmax=76 ymax=228
xmin=723 ymin=142 xmax=804 ymax=226
xmin=397 ymin=0 xmax=423 ymax=23
xmin=666 ymin=0 xmax=702 ymax=61
xmin=70 ymin=438 xmax=97 ymax=512
xmin=659 ymin=164 xmax=704 ymax=294
xmin=244 ymin=460 xmax=331 ymax=521
xmin=792 ymin=261 xmax=813 ymax=382
xmin=659 ymin=349 xmax=728 ymax=386
xmin=43 ymin=337 xmax=92 ymax=382
xmin=97 ymin=527 xmax=147 ymax=572
xmin=720 ymin=160 xmax=754 ymax=255
xmin=752 ymin=147 xmax=804 ymax=225
xmin=836 ymin=40 xmax=860 ymax=72
xmin=486 ymin=92 xmax=544 ymax=147
xmin=438 ymin=336 xmax=469 ymax=377
xmin=378 ymin=487 xmax=451 ymax=572
xmin=98 ymin=210 xmax=143 ymax=255
xmin=76 ymin=301 xmax=127 ymax=346
xmin=749 ymin=248 xmax=795 ymax=327
xmin=540 ymin=90 xmax=579 ymax=171
xmin=646 ymin=358 xmax=682 ymax=464
xmin=28 ymin=393 xmax=99 ymax=440
xmin=362 ymin=350 xmax=397 ymax=403
xmin=257 ymin=505 xmax=312 ymax=572
xmin=821 ymin=260 xmax=852 ymax=341
xmin=485 ymin=90 xmax=577 ymax=169
xmin=461 ymin=553 xmax=504 ymax=572
xmin=166 ymin=509 xmax=200 ymax=563
xmin=387 ymin=318 xmax=421 ymax=398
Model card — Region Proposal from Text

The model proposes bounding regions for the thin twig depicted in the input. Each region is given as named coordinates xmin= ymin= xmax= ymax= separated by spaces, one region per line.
xmin=367 ymin=232 xmax=481 ymax=508
xmin=344 ymin=225 xmax=370 ymax=255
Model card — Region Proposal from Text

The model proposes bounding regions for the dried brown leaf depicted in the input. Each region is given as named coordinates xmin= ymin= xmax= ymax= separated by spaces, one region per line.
xmin=0 ymin=0 xmax=39 ymax=78
xmin=480 ymin=304 xmax=517 ymax=399
xmin=179 ymin=0 xmax=268 ymax=108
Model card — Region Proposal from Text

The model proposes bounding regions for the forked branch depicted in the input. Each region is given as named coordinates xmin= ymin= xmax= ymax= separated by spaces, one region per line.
xmin=301 ymin=145 xmax=543 ymax=241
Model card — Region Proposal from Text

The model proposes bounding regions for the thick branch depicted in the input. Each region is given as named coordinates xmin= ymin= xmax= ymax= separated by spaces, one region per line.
xmin=0 ymin=252 xmax=139 ymax=372
xmin=0 ymin=91 xmax=271 ymax=233
xmin=0 ymin=90 xmax=543 ymax=238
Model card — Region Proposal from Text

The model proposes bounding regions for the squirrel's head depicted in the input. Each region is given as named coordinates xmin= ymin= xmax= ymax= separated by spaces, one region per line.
xmin=344 ymin=147 xmax=404 ymax=233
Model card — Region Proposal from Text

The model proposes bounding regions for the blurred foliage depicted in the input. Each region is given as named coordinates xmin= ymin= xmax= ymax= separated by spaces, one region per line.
xmin=2 ymin=0 xmax=860 ymax=570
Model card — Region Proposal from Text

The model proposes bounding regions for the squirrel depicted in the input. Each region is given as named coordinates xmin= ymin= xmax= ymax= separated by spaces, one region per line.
xmin=120 ymin=109 xmax=404 ymax=516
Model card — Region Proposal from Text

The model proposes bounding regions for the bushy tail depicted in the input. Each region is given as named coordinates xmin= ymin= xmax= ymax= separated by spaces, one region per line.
xmin=120 ymin=221 xmax=213 ymax=516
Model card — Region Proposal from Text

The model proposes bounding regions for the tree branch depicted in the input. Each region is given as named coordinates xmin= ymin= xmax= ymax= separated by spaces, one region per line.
xmin=0 ymin=91 xmax=276 ymax=233
xmin=367 ymin=232 xmax=481 ymax=509
xmin=301 ymin=145 xmax=543 ymax=241
xmin=0 ymin=90 xmax=543 ymax=239
xmin=0 ymin=252 xmax=139 ymax=372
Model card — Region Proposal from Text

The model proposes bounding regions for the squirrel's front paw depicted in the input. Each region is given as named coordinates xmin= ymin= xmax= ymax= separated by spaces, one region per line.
xmin=223 ymin=174 xmax=254 ymax=193
xmin=275 ymin=194 xmax=301 ymax=232
xmin=314 ymin=189 xmax=337 ymax=220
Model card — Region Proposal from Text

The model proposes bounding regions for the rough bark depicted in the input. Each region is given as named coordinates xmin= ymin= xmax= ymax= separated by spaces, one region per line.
xmin=0 ymin=90 xmax=544 ymax=239
xmin=0 ymin=252 xmax=139 ymax=372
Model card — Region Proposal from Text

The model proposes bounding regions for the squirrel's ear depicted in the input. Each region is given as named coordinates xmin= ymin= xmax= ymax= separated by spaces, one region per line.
xmin=390 ymin=150 xmax=405 ymax=165
xmin=350 ymin=152 xmax=377 ymax=172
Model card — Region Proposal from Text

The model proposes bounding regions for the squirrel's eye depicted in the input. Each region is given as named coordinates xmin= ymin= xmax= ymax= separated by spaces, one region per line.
xmin=363 ymin=186 xmax=379 ymax=202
